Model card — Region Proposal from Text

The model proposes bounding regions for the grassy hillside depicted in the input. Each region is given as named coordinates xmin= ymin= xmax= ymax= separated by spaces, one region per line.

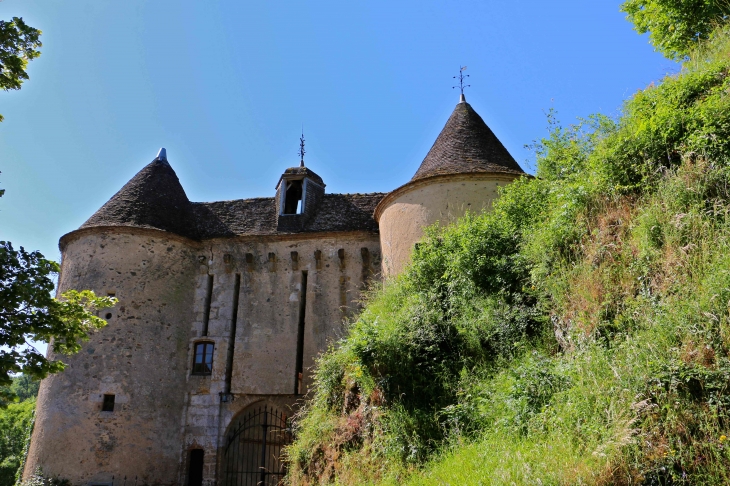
xmin=286 ymin=28 xmax=730 ymax=486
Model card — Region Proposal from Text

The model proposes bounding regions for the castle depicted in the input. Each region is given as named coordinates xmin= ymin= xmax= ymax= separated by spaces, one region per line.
xmin=24 ymin=94 xmax=524 ymax=486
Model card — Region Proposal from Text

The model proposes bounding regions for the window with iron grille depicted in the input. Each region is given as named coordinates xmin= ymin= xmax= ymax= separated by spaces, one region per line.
xmin=193 ymin=342 xmax=214 ymax=375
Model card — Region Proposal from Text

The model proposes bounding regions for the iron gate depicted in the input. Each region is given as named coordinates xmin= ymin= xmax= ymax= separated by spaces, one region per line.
xmin=222 ymin=405 xmax=292 ymax=486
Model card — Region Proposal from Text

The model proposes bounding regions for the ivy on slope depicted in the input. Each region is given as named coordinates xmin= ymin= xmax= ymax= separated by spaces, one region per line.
xmin=287 ymin=28 xmax=730 ymax=486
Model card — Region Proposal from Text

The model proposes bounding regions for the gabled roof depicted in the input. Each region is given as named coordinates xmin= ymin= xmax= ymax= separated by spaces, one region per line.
xmin=411 ymin=98 xmax=524 ymax=182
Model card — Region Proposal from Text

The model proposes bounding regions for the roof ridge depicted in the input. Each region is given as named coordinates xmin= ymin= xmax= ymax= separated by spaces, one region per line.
xmin=193 ymin=197 xmax=275 ymax=205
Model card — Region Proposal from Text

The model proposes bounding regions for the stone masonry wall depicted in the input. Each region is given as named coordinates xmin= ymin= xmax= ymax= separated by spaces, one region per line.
xmin=179 ymin=233 xmax=381 ymax=484
xmin=25 ymin=228 xmax=380 ymax=485
xmin=25 ymin=230 xmax=200 ymax=485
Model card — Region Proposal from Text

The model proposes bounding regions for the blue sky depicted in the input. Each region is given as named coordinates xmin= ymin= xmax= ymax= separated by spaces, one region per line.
xmin=1 ymin=0 xmax=676 ymax=265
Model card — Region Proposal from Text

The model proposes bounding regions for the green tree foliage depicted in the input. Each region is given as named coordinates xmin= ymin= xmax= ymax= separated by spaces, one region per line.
xmin=621 ymin=0 xmax=730 ymax=59
xmin=8 ymin=374 xmax=39 ymax=402
xmin=0 ymin=376 xmax=37 ymax=485
xmin=0 ymin=399 xmax=33 ymax=486
xmin=0 ymin=374 xmax=39 ymax=407
xmin=0 ymin=17 xmax=42 ymax=122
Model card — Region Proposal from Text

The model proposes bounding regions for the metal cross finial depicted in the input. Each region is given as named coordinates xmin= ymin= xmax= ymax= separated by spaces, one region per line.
xmin=452 ymin=66 xmax=470 ymax=96
xmin=298 ymin=127 xmax=306 ymax=167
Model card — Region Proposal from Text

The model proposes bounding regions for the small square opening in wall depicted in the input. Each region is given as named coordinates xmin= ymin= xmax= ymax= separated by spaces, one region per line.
xmin=102 ymin=394 xmax=115 ymax=412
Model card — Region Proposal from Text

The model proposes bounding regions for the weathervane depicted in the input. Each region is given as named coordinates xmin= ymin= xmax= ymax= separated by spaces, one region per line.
xmin=452 ymin=66 xmax=470 ymax=98
xmin=298 ymin=127 xmax=306 ymax=167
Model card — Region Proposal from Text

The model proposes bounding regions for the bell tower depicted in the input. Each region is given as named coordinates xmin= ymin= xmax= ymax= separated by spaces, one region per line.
xmin=275 ymin=166 xmax=325 ymax=231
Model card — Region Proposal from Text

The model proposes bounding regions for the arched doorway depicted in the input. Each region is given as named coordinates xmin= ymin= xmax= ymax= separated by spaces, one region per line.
xmin=222 ymin=404 xmax=292 ymax=486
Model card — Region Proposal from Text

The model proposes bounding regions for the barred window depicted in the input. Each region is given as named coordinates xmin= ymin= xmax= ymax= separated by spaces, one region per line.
xmin=193 ymin=342 xmax=214 ymax=375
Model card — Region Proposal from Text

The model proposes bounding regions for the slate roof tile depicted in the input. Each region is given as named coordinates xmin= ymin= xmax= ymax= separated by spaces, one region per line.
xmin=80 ymin=159 xmax=197 ymax=237
xmin=412 ymin=100 xmax=524 ymax=181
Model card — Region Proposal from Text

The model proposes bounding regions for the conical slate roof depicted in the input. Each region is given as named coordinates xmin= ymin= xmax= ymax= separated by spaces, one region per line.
xmin=81 ymin=157 xmax=196 ymax=238
xmin=411 ymin=98 xmax=524 ymax=182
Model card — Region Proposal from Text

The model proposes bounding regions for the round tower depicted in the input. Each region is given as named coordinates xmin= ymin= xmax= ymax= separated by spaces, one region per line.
xmin=375 ymin=95 xmax=525 ymax=277
xmin=25 ymin=150 xmax=200 ymax=485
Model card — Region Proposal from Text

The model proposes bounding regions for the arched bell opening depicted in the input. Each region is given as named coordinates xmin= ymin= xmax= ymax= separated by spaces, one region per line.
xmin=220 ymin=404 xmax=293 ymax=486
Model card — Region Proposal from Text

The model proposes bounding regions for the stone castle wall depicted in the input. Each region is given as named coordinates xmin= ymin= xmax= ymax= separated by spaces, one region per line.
xmin=180 ymin=233 xmax=381 ymax=484
xmin=25 ymin=227 xmax=380 ymax=485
